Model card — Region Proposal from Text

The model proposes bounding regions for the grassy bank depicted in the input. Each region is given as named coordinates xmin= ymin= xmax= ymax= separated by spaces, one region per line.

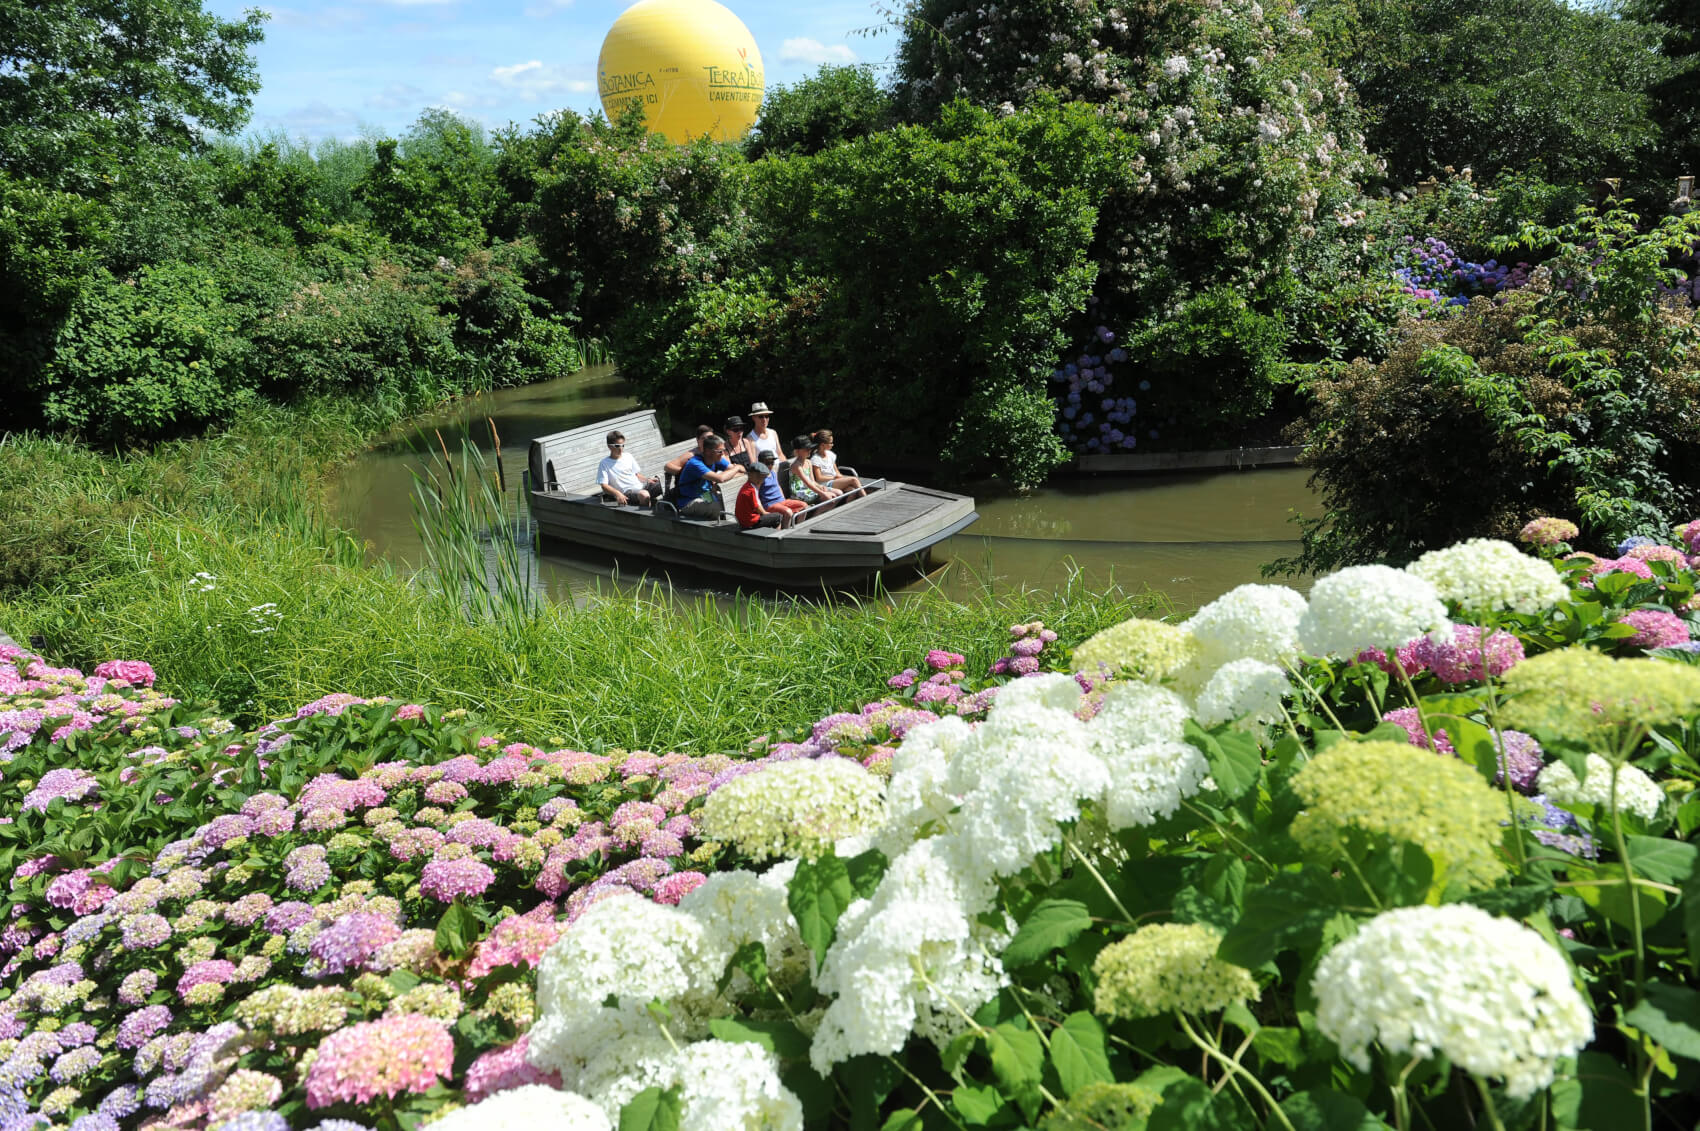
xmin=1 ymin=400 xmax=1165 ymax=750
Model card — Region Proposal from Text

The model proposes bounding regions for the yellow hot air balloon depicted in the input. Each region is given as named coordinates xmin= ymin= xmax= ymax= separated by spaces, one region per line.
xmin=597 ymin=0 xmax=765 ymax=144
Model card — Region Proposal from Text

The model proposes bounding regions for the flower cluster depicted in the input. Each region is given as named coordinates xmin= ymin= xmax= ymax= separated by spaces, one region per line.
xmin=1314 ymin=904 xmax=1592 ymax=1099
xmin=1092 ymin=923 xmax=1258 ymax=1019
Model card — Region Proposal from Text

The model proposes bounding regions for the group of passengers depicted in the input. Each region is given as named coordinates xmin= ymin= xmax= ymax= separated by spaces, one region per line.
xmin=595 ymin=401 xmax=864 ymax=531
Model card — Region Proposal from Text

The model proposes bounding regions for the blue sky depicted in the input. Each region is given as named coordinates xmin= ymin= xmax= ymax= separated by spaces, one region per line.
xmin=208 ymin=0 xmax=898 ymax=143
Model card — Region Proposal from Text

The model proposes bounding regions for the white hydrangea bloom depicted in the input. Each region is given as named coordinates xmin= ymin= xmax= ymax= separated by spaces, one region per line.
xmin=673 ymin=1039 xmax=804 ymax=1131
xmin=429 ymin=1084 xmax=611 ymax=1131
xmin=1193 ymin=659 xmax=1291 ymax=728
xmin=943 ymin=732 xmax=1111 ymax=894
xmin=1407 ymin=539 xmax=1569 ymax=614
xmin=810 ymin=839 xmax=1006 ymax=1074
xmin=1314 ymin=904 xmax=1593 ymax=1099
xmin=1092 ymin=739 xmax=1211 ymax=830
xmin=875 ymin=718 xmax=970 ymax=860
xmin=1184 ymin=583 xmax=1308 ymax=669
xmin=942 ymin=700 xmax=1088 ymax=799
xmin=990 ymin=671 xmax=1084 ymax=714
xmin=1536 ymin=754 xmax=1664 ymax=820
xmin=529 ymin=892 xmax=723 ymax=1090
xmin=680 ymin=862 xmax=806 ymax=990
xmin=1297 ymin=565 xmax=1451 ymax=657
xmin=1091 ymin=681 xmax=1191 ymax=748
xmin=697 ymin=757 xmax=885 ymax=861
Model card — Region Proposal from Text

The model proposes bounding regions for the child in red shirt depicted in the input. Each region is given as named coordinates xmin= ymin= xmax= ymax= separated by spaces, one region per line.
xmin=734 ymin=462 xmax=788 ymax=529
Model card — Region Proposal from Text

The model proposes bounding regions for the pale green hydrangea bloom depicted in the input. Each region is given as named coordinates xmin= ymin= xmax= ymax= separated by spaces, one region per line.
xmin=1040 ymin=1082 xmax=1162 ymax=1131
xmin=1407 ymin=538 xmax=1569 ymax=614
xmin=1500 ymin=647 xmax=1700 ymax=741
xmin=698 ymin=756 xmax=886 ymax=861
xmin=1092 ymin=922 xmax=1259 ymax=1019
xmin=1072 ymin=617 xmax=1200 ymax=683
xmin=1290 ymin=740 xmax=1505 ymax=889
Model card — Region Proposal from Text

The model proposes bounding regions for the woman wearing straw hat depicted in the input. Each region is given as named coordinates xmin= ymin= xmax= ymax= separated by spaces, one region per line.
xmin=748 ymin=402 xmax=787 ymax=465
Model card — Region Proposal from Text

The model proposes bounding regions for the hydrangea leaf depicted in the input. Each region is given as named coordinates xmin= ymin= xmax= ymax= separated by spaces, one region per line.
xmin=708 ymin=1017 xmax=812 ymax=1062
xmin=1686 ymin=867 xmax=1700 ymax=974
xmin=985 ymin=1022 xmax=1045 ymax=1120
xmin=1623 ymin=981 xmax=1700 ymax=1061
xmin=1049 ymin=1012 xmax=1113 ymax=1096
xmin=950 ymin=1083 xmax=1008 ymax=1124
xmin=1624 ymin=837 xmax=1697 ymax=886
xmin=1279 ymin=1089 xmax=1392 ymax=1130
xmin=788 ymin=852 xmax=856 ymax=964
xmin=1217 ymin=865 xmax=1350 ymax=969
xmin=1549 ymin=1051 xmax=1640 ymax=1130
xmin=1003 ymin=899 xmax=1092 ymax=968
xmin=432 ymin=898 xmax=479 ymax=959
xmin=619 ymin=1085 xmax=683 ymax=1131
xmin=1183 ymin=720 xmax=1261 ymax=800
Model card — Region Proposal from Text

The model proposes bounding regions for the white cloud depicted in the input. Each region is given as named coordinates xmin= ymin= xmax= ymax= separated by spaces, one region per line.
xmin=778 ymin=37 xmax=856 ymax=65
xmin=489 ymin=60 xmax=593 ymax=99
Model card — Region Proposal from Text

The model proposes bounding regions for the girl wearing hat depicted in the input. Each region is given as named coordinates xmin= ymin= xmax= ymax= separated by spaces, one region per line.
xmin=786 ymin=434 xmax=841 ymax=507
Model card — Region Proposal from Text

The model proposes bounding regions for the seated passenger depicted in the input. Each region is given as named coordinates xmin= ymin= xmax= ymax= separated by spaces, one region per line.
xmin=786 ymin=434 xmax=841 ymax=507
xmin=759 ymin=452 xmax=807 ymax=522
xmin=664 ymin=425 xmax=717 ymax=480
xmin=748 ymin=402 xmax=786 ymax=464
xmin=722 ymin=415 xmax=758 ymax=467
xmin=674 ymin=434 xmax=741 ymax=518
xmin=808 ymin=429 xmax=864 ymax=496
xmin=734 ymin=461 xmax=789 ymax=529
xmin=596 ymin=430 xmax=662 ymax=507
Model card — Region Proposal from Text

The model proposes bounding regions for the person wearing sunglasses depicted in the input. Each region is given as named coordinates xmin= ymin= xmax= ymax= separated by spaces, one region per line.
xmin=596 ymin=430 xmax=661 ymax=507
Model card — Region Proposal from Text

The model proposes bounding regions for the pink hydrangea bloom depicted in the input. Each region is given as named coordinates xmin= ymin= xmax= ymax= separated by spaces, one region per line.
xmin=925 ymin=650 xmax=966 ymax=671
xmin=303 ymin=1013 xmax=453 ymax=1107
xmin=94 ymin=660 xmax=157 ymax=687
xmin=1409 ymin=625 xmax=1525 ymax=683
xmin=462 ymin=1034 xmax=561 ymax=1103
xmin=653 ymin=871 xmax=709 ymax=905
xmin=392 ymin=704 xmax=426 ymax=721
xmin=176 ymin=960 xmax=237 ymax=999
xmin=467 ymin=905 xmax=560 ymax=980
xmin=419 ymin=856 xmax=495 ymax=902
xmin=1624 ymin=543 xmax=1687 ymax=565
xmin=1619 ymin=609 xmax=1692 ymax=649
xmin=1382 ymin=707 xmax=1455 ymax=756
xmin=23 ymin=769 xmax=98 ymax=811
xmin=1518 ymin=517 xmax=1579 ymax=547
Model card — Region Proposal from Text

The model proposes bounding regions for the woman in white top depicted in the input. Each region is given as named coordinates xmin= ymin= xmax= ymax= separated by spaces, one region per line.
xmin=809 ymin=429 xmax=863 ymax=495
xmin=748 ymin=402 xmax=786 ymax=464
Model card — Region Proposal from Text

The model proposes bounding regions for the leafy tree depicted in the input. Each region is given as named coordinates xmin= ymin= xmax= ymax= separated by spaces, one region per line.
xmin=1308 ymin=0 xmax=1667 ymax=183
xmin=745 ymin=65 xmax=893 ymax=160
xmin=0 ymin=0 xmax=266 ymax=191
xmin=356 ymin=109 xmax=499 ymax=260
xmin=1623 ymin=0 xmax=1700 ymax=179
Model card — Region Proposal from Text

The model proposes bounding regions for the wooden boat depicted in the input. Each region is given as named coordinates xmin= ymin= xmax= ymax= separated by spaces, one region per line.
xmin=525 ymin=410 xmax=978 ymax=587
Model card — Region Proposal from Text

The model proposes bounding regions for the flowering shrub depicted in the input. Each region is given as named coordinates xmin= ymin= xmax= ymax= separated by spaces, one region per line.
xmin=7 ymin=525 xmax=1700 ymax=1129
xmin=497 ymin=527 xmax=1700 ymax=1130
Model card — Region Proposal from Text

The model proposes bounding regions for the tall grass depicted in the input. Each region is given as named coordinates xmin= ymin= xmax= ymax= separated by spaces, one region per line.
xmin=410 ymin=428 xmax=539 ymax=635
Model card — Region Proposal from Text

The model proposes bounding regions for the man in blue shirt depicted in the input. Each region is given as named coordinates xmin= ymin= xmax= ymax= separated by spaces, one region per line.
xmin=674 ymin=434 xmax=741 ymax=518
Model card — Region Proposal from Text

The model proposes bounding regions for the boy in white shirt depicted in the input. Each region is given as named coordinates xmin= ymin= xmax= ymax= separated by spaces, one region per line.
xmin=596 ymin=430 xmax=661 ymax=507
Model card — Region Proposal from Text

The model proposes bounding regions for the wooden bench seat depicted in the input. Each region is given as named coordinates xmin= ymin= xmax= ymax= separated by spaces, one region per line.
xmin=526 ymin=409 xmax=733 ymax=517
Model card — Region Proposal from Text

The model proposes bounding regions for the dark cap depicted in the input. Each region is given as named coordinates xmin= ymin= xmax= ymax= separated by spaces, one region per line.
xmin=791 ymin=434 xmax=815 ymax=450
xmin=605 ymin=430 xmax=625 ymax=445
xmin=745 ymin=461 xmax=770 ymax=479
xmin=723 ymin=415 xmax=747 ymax=433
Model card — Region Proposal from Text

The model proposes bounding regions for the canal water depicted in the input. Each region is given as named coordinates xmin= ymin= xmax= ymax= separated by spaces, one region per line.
xmin=329 ymin=367 xmax=1319 ymax=611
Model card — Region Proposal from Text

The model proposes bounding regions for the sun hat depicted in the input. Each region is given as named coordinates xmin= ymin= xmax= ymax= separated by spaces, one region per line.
xmin=791 ymin=434 xmax=814 ymax=450
xmin=723 ymin=414 xmax=747 ymax=432
xmin=750 ymin=402 xmax=772 ymax=415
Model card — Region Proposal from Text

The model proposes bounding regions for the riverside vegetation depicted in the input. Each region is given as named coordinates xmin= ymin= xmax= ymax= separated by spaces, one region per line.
xmin=3 ymin=527 xmax=1700 ymax=1130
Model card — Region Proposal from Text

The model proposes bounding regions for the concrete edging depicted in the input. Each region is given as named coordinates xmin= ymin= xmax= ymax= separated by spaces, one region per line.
xmin=1072 ymin=445 xmax=1303 ymax=474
